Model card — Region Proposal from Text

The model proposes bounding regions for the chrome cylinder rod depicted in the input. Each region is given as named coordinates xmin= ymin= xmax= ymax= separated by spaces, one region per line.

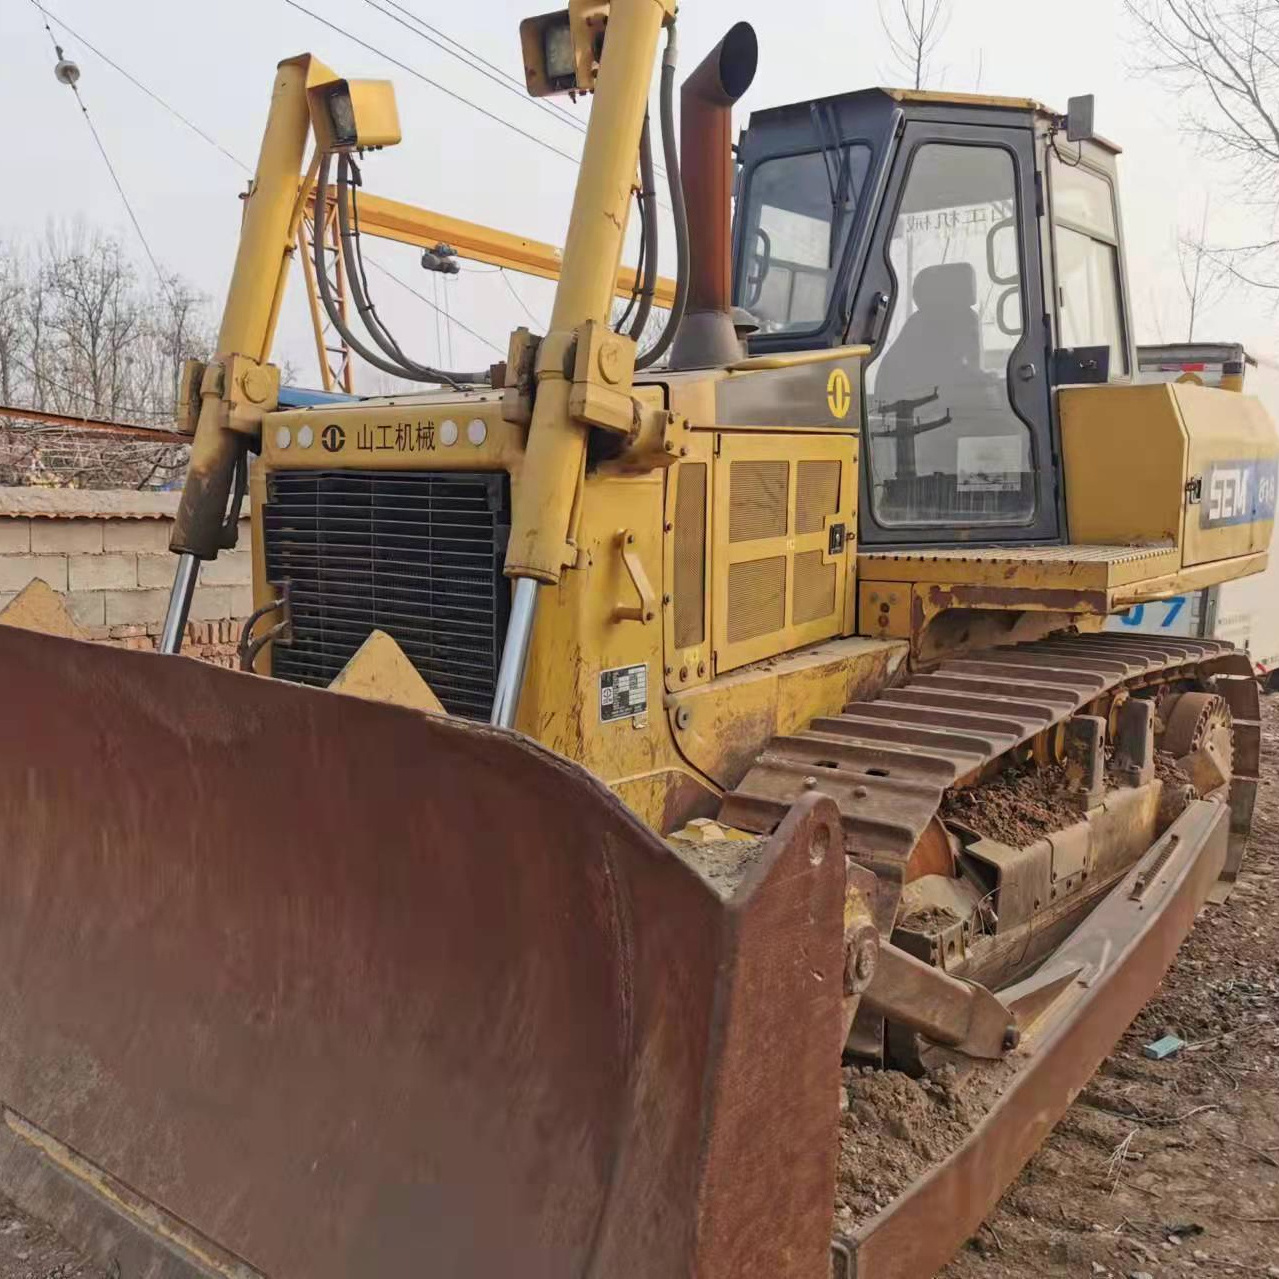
xmin=159 ymin=552 xmax=200 ymax=655
xmin=490 ymin=577 xmax=539 ymax=729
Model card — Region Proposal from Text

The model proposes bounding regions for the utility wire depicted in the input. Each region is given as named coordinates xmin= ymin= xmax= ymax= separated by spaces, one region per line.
xmin=32 ymin=4 xmax=251 ymax=173
xmin=6 ymin=353 xmax=175 ymax=420
xmin=366 ymin=256 xmax=504 ymax=354
xmin=371 ymin=0 xmax=670 ymax=188
xmin=366 ymin=0 xmax=586 ymax=135
xmin=442 ymin=276 xmax=454 ymax=365
xmin=27 ymin=8 xmax=498 ymax=363
xmin=381 ymin=0 xmax=585 ymax=136
xmin=431 ymin=273 xmax=444 ymax=364
xmin=499 ymin=269 xmax=546 ymax=329
xmin=30 ymin=0 xmax=175 ymax=301
xmin=281 ymin=0 xmax=582 ymax=166
xmin=30 ymin=2 xmax=596 ymax=363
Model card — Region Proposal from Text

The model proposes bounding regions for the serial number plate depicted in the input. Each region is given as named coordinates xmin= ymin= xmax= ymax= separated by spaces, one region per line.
xmin=599 ymin=663 xmax=648 ymax=722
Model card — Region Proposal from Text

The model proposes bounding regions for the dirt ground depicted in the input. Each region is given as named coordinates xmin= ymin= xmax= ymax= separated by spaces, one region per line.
xmin=0 ymin=698 xmax=1274 ymax=1278
xmin=942 ymin=691 xmax=1279 ymax=1279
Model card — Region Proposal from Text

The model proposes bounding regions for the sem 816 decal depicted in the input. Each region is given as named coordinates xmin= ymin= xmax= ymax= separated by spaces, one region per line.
xmin=1200 ymin=458 xmax=1278 ymax=529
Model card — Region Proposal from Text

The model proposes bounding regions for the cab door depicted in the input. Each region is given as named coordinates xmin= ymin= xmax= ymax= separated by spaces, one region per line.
xmin=850 ymin=119 xmax=1059 ymax=545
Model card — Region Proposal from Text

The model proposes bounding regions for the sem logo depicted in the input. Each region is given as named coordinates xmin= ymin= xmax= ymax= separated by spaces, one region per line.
xmin=1200 ymin=458 xmax=1278 ymax=529
xmin=826 ymin=367 xmax=852 ymax=419
xmin=321 ymin=423 xmax=345 ymax=452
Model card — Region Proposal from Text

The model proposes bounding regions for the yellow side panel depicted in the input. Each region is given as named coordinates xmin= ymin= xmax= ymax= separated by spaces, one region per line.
xmin=1174 ymin=383 xmax=1278 ymax=566
xmin=514 ymin=470 xmax=718 ymax=833
xmin=663 ymin=439 xmax=715 ymax=695
xmin=1059 ymin=384 xmax=1187 ymax=545
xmin=668 ymin=636 xmax=904 ymax=790
xmin=711 ymin=433 xmax=857 ymax=675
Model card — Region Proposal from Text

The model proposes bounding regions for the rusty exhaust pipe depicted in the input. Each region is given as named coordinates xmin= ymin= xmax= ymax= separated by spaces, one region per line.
xmin=669 ymin=21 xmax=758 ymax=371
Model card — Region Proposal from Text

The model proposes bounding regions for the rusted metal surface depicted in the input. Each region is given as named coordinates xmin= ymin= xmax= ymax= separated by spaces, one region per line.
xmin=1201 ymin=649 xmax=1262 ymax=880
xmin=676 ymin=24 xmax=757 ymax=320
xmin=0 ymin=625 xmax=846 ymax=1279
xmin=720 ymin=631 xmax=1239 ymax=936
xmin=838 ymin=799 xmax=1229 ymax=1279
xmin=1163 ymin=690 xmax=1230 ymax=758
xmin=0 ymin=402 xmax=188 ymax=444
xmin=860 ymin=943 xmax=1017 ymax=1060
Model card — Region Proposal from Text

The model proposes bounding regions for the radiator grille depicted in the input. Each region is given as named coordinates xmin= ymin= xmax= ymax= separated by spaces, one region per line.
xmin=673 ymin=463 xmax=707 ymax=650
xmin=729 ymin=460 xmax=789 ymax=542
xmin=262 ymin=470 xmax=509 ymax=718
xmin=792 ymin=550 xmax=836 ymax=624
xmin=795 ymin=459 xmax=841 ymax=534
xmin=727 ymin=556 xmax=787 ymax=643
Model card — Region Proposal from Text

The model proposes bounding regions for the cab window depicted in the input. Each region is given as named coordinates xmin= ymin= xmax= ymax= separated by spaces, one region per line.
xmin=865 ymin=142 xmax=1035 ymax=528
xmin=1050 ymin=155 xmax=1128 ymax=375
xmin=737 ymin=146 xmax=872 ymax=335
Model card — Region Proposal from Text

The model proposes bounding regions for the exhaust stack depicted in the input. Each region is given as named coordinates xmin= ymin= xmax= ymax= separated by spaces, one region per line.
xmin=669 ymin=21 xmax=758 ymax=371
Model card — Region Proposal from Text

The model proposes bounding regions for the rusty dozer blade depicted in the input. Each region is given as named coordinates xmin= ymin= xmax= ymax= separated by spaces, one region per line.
xmin=0 ymin=625 xmax=847 ymax=1279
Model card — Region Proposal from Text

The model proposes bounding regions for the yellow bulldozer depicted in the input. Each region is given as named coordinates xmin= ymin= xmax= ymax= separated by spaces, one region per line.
xmin=1 ymin=4 xmax=1276 ymax=1277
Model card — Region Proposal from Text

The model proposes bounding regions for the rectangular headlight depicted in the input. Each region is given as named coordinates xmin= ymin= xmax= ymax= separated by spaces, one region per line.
xmin=326 ymin=88 xmax=358 ymax=148
xmin=543 ymin=19 xmax=576 ymax=81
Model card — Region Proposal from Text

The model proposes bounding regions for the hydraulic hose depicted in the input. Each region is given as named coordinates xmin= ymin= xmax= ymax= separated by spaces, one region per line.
xmin=313 ymin=152 xmax=467 ymax=387
xmin=627 ymin=111 xmax=659 ymax=343
xmin=636 ymin=23 xmax=689 ymax=371
xmin=613 ymin=193 xmax=644 ymax=334
xmin=337 ymin=154 xmax=470 ymax=387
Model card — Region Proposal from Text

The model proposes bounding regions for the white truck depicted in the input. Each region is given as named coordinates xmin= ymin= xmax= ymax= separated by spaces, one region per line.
xmin=1107 ymin=343 xmax=1279 ymax=686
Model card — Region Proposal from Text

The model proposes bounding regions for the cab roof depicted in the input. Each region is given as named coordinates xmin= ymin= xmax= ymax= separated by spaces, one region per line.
xmin=745 ymin=87 xmax=1122 ymax=155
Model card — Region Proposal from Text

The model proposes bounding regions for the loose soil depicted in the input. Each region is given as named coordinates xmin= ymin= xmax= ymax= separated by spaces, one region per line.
xmin=0 ymin=699 xmax=1275 ymax=1278
xmin=941 ymin=691 xmax=1279 ymax=1279
xmin=941 ymin=758 xmax=1086 ymax=847
xmin=837 ymin=1058 xmax=1020 ymax=1229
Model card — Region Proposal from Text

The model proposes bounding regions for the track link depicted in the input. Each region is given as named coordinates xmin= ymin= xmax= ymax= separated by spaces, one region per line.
xmin=719 ymin=632 xmax=1262 ymax=930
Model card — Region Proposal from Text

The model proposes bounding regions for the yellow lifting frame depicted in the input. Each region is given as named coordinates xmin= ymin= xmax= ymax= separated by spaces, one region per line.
xmin=293 ymin=187 xmax=677 ymax=391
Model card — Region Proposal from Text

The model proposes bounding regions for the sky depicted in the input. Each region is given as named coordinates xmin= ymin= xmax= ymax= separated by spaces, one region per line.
xmin=3 ymin=0 xmax=1277 ymax=391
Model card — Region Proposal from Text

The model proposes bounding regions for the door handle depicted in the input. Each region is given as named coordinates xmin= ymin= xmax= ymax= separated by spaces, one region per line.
xmin=868 ymin=291 xmax=890 ymax=345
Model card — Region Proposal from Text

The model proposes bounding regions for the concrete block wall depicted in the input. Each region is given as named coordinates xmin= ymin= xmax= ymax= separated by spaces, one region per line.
xmin=0 ymin=493 xmax=252 ymax=651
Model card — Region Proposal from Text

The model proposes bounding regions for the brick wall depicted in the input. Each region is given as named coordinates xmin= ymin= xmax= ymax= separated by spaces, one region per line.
xmin=0 ymin=489 xmax=252 ymax=654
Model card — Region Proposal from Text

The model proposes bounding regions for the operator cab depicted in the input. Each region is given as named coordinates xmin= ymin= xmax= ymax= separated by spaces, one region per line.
xmin=733 ymin=89 xmax=1134 ymax=547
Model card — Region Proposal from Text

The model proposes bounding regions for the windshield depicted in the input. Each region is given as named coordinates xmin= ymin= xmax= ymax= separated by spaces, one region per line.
xmin=736 ymin=144 xmax=872 ymax=335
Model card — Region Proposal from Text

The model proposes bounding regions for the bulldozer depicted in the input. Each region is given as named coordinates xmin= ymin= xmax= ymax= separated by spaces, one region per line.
xmin=1 ymin=3 xmax=1275 ymax=1277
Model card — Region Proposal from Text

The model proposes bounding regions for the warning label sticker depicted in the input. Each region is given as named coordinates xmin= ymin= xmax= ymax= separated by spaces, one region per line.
xmin=599 ymin=663 xmax=648 ymax=722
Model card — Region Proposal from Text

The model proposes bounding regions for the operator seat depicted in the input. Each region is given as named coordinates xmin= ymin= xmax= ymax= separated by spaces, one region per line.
xmin=874 ymin=261 xmax=981 ymax=408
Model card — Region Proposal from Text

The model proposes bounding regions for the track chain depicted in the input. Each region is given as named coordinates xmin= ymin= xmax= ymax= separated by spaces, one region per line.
xmin=718 ymin=632 xmax=1262 ymax=931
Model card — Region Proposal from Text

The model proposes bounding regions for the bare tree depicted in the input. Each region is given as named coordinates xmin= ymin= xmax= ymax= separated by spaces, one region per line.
xmin=881 ymin=0 xmax=951 ymax=91
xmin=1177 ymin=194 xmax=1226 ymax=339
xmin=0 ymin=224 xmax=213 ymax=488
xmin=1127 ymin=0 xmax=1279 ymax=292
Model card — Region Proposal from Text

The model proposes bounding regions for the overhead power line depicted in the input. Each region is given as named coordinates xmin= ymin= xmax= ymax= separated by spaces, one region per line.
xmin=499 ymin=269 xmax=546 ymax=329
xmin=366 ymin=0 xmax=669 ymax=187
xmin=365 ymin=0 xmax=586 ymax=136
xmin=32 ymin=5 xmax=251 ymax=173
xmin=7 ymin=353 xmax=173 ymax=420
xmin=26 ymin=7 xmax=503 ymax=361
xmin=280 ymin=0 xmax=582 ymax=166
xmin=365 ymin=257 xmax=504 ymax=354
xmin=30 ymin=0 xmax=174 ymax=301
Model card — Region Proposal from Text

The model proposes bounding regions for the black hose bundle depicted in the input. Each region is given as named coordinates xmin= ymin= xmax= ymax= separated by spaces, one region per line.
xmin=313 ymin=151 xmax=482 ymax=387
xmin=636 ymin=22 xmax=688 ymax=370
